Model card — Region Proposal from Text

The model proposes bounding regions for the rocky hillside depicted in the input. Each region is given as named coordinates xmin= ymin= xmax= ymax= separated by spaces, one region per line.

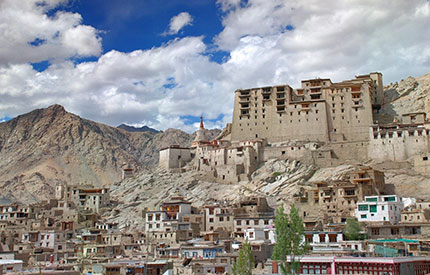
xmin=104 ymin=159 xmax=430 ymax=231
xmin=377 ymin=73 xmax=430 ymax=124
xmin=104 ymin=159 xmax=318 ymax=230
xmin=0 ymin=105 xmax=219 ymax=203
xmin=103 ymin=160 xmax=388 ymax=230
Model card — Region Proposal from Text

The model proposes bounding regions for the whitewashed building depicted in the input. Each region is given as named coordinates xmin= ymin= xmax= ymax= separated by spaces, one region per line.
xmin=355 ymin=195 xmax=403 ymax=224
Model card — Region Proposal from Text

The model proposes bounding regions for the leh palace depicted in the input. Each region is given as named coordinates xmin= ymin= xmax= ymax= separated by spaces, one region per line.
xmin=160 ymin=72 xmax=430 ymax=182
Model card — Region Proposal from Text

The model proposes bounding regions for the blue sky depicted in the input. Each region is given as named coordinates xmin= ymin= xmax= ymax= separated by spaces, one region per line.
xmin=68 ymin=0 xmax=223 ymax=53
xmin=0 ymin=0 xmax=430 ymax=131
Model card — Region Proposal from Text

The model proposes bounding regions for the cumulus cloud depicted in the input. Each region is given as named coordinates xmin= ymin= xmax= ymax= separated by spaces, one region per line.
xmin=217 ymin=0 xmax=430 ymax=85
xmin=0 ymin=0 xmax=102 ymax=65
xmin=0 ymin=0 xmax=429 ymax=133
xmin=164 ymin=12 xmax=193 ymax=35
xmin=0 ymin=37 xmax=229 ymax=131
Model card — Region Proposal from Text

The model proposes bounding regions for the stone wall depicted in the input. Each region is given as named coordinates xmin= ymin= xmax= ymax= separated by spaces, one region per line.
xmin=368 ymin=126 xmax=430 ymax=162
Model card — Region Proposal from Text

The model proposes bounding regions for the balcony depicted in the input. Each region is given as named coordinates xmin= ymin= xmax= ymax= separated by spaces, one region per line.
xmin=238 ymin=93 xmax=250 ymax=97
xmin=239 ymin=97 xmax=250 ymax=103
xmin=276 ymin=108 xmax=286 ymax=113
xmin=310 ymin=88 xmax=322 ymax=94
xmin=262 ymin=88 xmax=272 ymax=94
xmin=310 ymin=83 xmax=322 ymax=88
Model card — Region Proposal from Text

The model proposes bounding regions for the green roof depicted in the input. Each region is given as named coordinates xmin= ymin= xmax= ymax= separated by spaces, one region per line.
xmin=369 ymin=239 xmax=419 ymax=243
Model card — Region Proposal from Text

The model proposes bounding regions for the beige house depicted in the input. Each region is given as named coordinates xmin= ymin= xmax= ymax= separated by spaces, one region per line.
xmin=159 ymin=145 xmax=192 ymax=170
xmin=401 ymin=200 xmax=430 ymax=224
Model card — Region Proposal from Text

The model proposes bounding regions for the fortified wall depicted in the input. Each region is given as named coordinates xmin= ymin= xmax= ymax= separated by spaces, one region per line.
xmin=368 ymin=112 xmax=430 ymax=162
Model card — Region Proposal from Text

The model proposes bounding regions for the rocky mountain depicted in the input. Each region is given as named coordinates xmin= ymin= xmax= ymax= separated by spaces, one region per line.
xmin=0 ymin=104 xmax=219 ymax=203
xmin=117 ymin=124 xmax=160 ymax=134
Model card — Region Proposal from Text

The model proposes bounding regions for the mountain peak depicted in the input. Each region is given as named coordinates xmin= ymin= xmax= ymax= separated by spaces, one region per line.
xmin=43 ymin=104 xmax=67 ymax=117
xmin=46 ymin=104 xmax=66 ymax=112
xmin=117 ymin=124 xmax=160 ymax=134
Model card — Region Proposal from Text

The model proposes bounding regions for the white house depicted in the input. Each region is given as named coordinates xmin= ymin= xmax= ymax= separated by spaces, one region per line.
xmin=304 ymin=231 xmax=344 ymax=253
xmin=145 ymin=197 xmax=192 ymax=232
xmin=355 ymin=195 xmax=403 ymax=224
xmin=244 ymin=227 xmax=275 ymax=244
xmin=0 ymin=260 xmax=23 ymax=273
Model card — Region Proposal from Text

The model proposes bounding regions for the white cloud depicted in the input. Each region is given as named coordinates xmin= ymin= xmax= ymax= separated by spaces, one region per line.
xmin=217 ymin=0 xmax=430 ymax=86
xmin=164 ymin=12 xmax=193 ymax=35
xmin=0 ymin=0 xmax=101 ymax=65
xmin=0 ymin=0 xmax=429 ymax=133
xmin=0 ymin=37 xmax=230 ymax=131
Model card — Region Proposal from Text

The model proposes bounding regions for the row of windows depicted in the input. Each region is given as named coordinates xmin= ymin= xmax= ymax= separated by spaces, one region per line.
xmin=403 ymin=214 xmax=422 ymax=221
xmin=235 ymin=219 xmax=271 ymax=226
xmin=208 ymin=216 xmax=231 ymax=223
xmin=373 ymin=129 xmax=430 ymax=139
xmin=240 ymin=111 xmax=362 ymax=123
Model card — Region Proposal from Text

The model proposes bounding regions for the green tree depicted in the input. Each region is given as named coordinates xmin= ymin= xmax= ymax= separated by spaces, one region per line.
xmin=344 ymin=217 xmax=363 ymax=240
xmin=272 ymin=205 xmax=308 ymax=275
xmin=233 ymin=239 xmax=255 ymax=275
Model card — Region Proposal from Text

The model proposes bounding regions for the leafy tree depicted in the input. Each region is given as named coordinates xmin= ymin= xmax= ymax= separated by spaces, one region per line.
xmin=233 ymin=239 xmax=255 ymax=275
xmin=272 ymin=205 xmax=309 ymax=275
xmin=344 ymin=217 xmax=363 ymax=240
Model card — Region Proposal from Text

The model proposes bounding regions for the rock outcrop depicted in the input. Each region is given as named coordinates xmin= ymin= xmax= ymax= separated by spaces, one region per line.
xmin=377 ymin=74 xmax=430 ymax=123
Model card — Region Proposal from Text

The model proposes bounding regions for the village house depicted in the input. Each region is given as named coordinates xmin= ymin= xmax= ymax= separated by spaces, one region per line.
xmin=202 ymin=203 xmax=234 ymax=234
xmin=55 ymin=183 xmax=110 ymax=214
xmin=145 ymin=196 xmax=192 ymax=233
xmin=401 ymin=200 xmax=430 ymax=224
xmin=355 ymin=195 xmax=403 ymax=224
xmin=180 ymin=240 xmax=225 ymax=259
